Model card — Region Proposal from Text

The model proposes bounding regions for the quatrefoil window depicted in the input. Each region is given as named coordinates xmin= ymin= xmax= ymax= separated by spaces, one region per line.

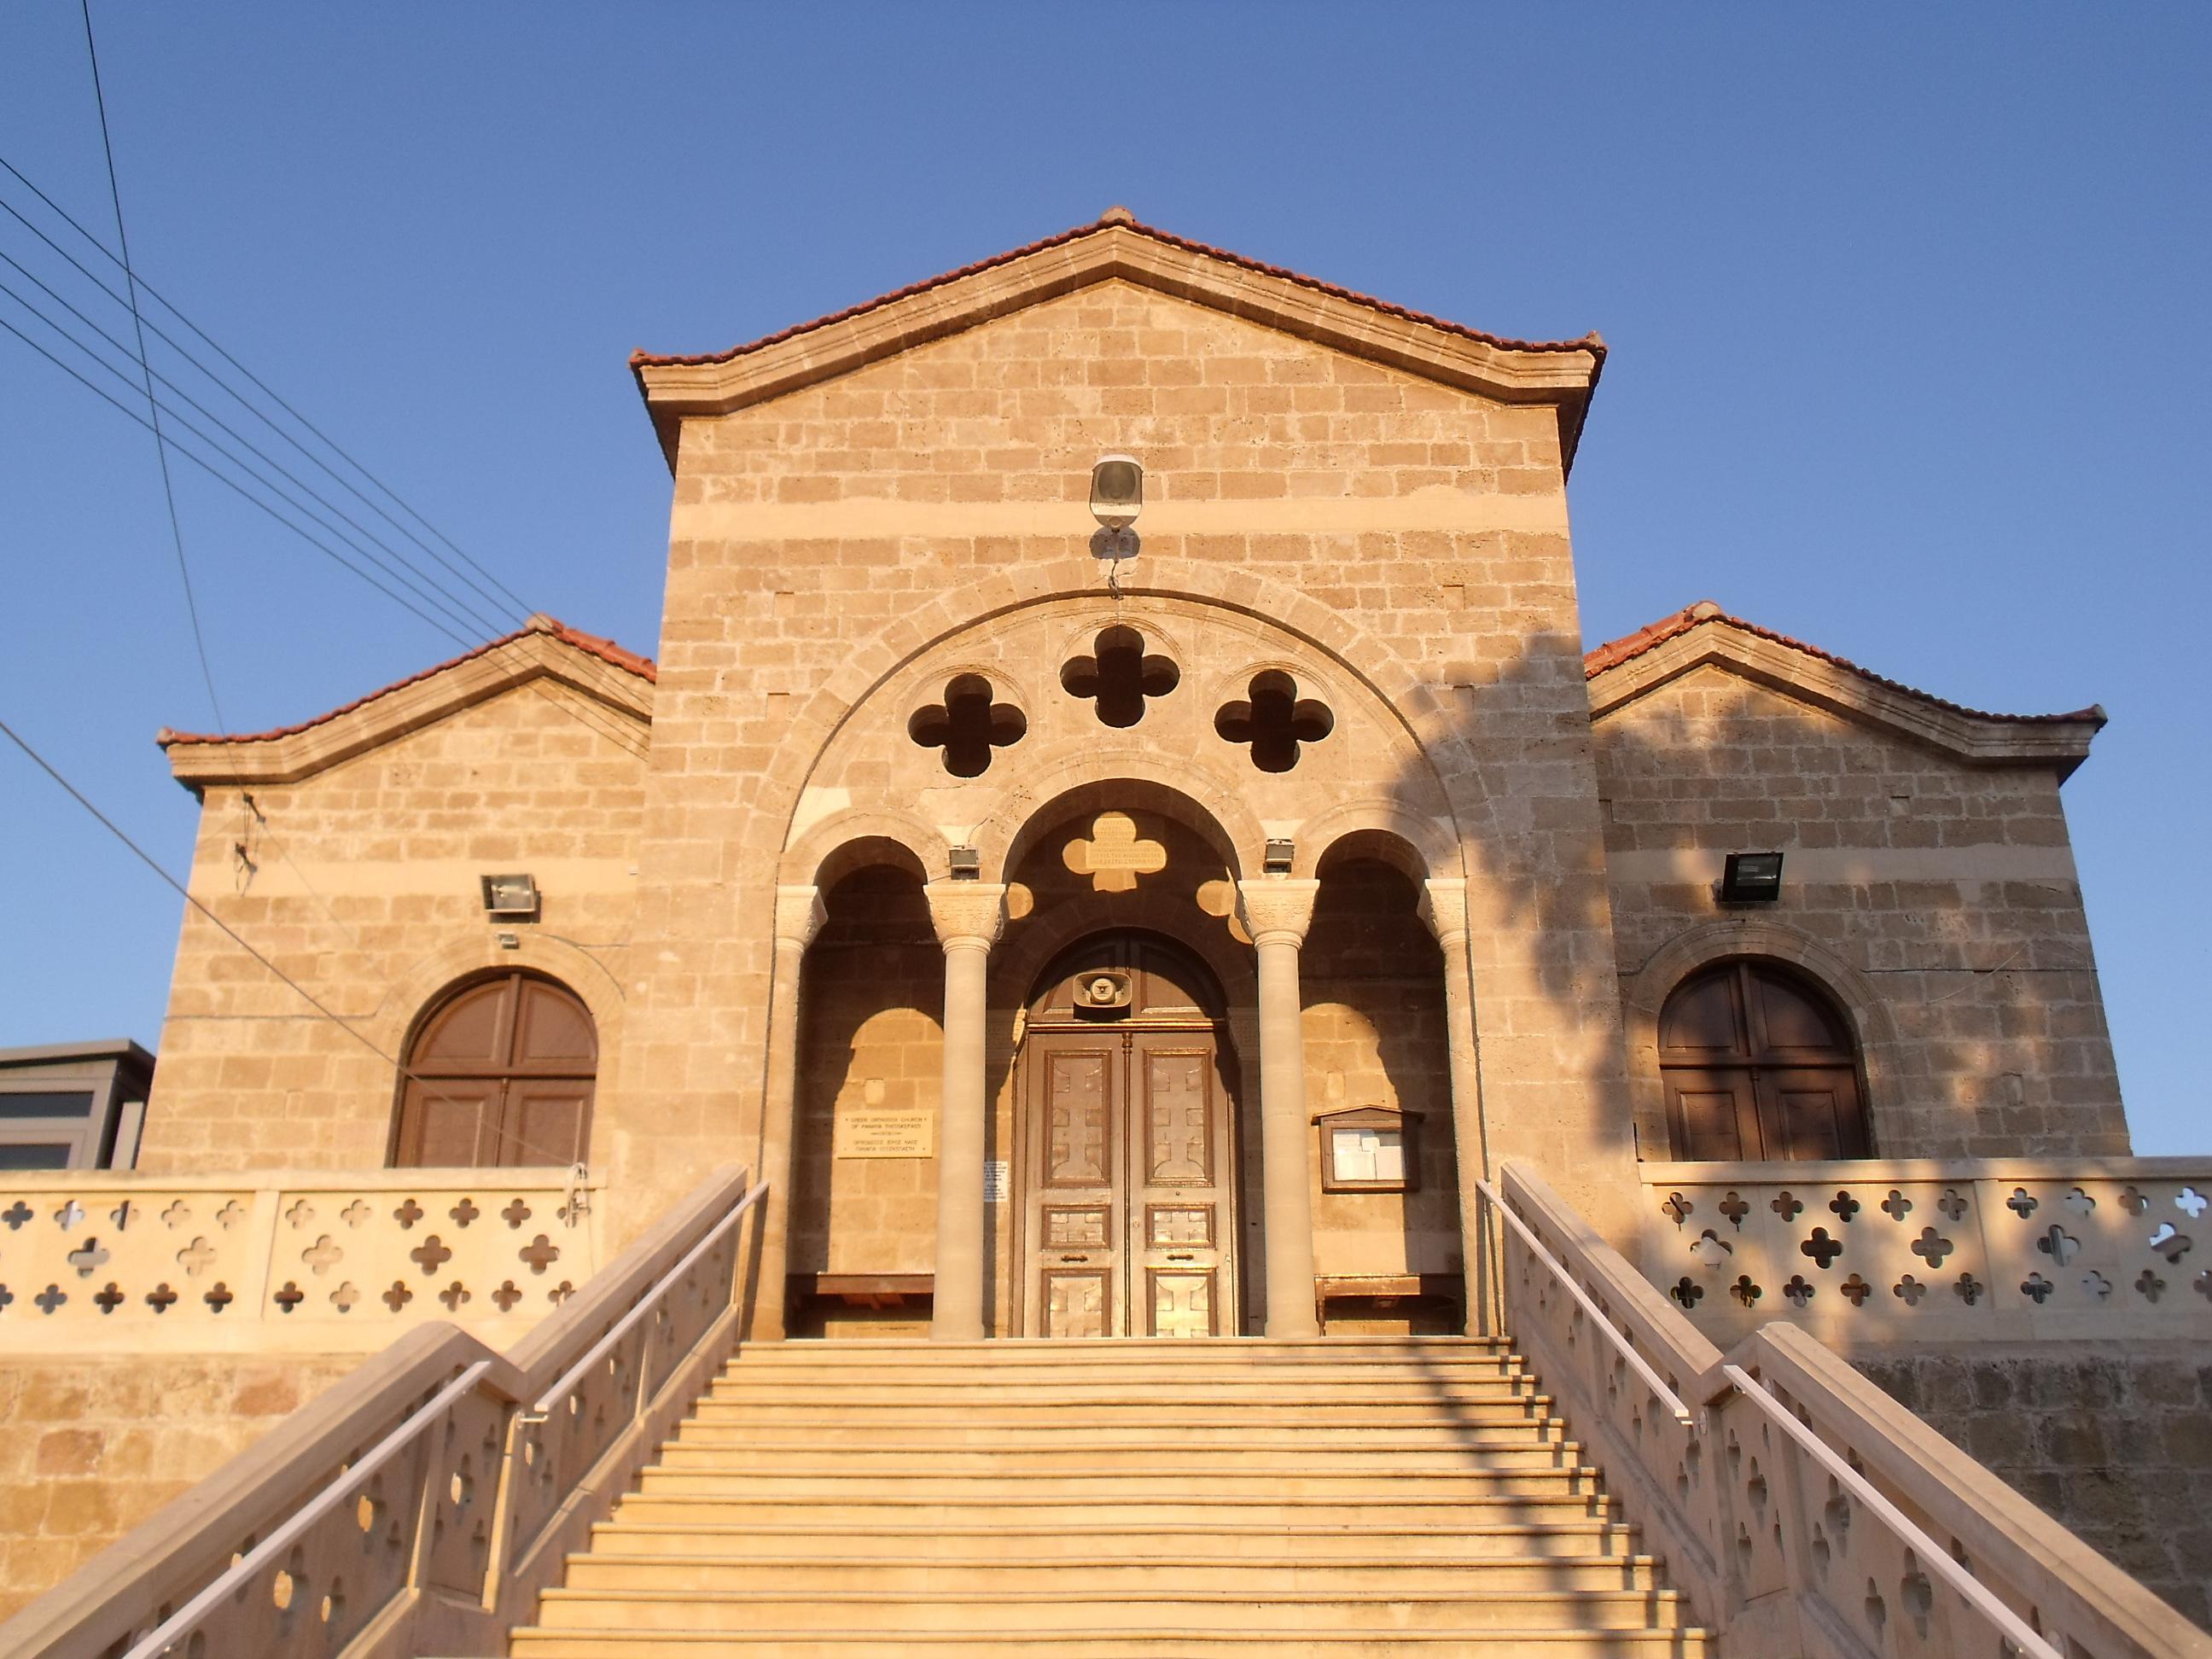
xmin=1214 ymin=671 xmax=1334 ymax=773
xmin=908 ymin=673 xmax=1027 ymax=777
xmin=1061 ymin=626 xmax=1179 ymax=728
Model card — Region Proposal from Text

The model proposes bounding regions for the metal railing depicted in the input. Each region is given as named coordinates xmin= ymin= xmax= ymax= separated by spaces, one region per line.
xmin=1473 ymin=1177 xmax=1691 ymax=1423
xmin=0 ymin=1164 xmax=765 ymax=1659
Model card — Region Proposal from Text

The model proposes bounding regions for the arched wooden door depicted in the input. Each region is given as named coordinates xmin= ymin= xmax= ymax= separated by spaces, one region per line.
xmin=393 ymin=972 xmax=597 ymax=1167
xmin=1016 ymin=933 xmax=1240 ymax=1338
xmin=1659 ymin=960 xmax=1868 ymax=1161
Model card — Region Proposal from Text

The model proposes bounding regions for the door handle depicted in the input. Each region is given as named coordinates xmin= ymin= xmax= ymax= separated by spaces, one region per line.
xmin=1059 ymin=1254 xmax=1091 ymax=1263
xmin=1166 ymin=1252 xmax=1196 ymax=1262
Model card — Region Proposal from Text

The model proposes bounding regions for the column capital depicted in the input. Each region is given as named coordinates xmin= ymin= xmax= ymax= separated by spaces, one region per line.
xmin=1235 ymin=878 xmax=1320 ymax=948
xmin=1418 ymin=878 xmax=1470 ymax=950
xmin=925 ymin=882 xmax=1008 ymax=951
xmin=773 ymin=884 xmax=829 ymax=950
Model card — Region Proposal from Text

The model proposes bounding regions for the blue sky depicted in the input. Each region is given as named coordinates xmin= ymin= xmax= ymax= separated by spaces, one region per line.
xmin=1 ymin=7 xmax=2204 ymax=1152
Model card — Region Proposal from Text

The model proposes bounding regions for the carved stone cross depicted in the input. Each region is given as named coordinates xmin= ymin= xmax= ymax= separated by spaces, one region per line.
xmin=1063 ymin=812 xmax=1167 ymax=894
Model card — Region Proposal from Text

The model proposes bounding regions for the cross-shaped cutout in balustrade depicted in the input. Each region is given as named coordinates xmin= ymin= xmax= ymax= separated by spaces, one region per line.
xmin=303 ymin=1236 xmax=345 ymax=1276
xmin=93 ymin=1282 xmax=125 ymax=1314
xmin=410 ymin=1235 xmax=453 ymax=1276
xmin=54 ymin=1200 xmax=85 ymax=1231
xmin=383 ymin=1280 xmax=414 ymax=1313
xmin=177 ymin=1237 xmax=216 ymax=1278
xmin=1 ymin=1201 xmax=29 ymax=1231
xmin=202 ymin=1282 xmax=234 ymax=1313
xmin=1060 ymin=625 xmax=1179 ymax=729
xmin=33 ymin=1284 xmax=66 ymax=1315
xmin=214 ymin=1201 xmax=246 ymax=1230
xmin=341 ymin=1200 xmax=374 ymax=1229
xmin=439 ymin=1281 xmax=471 ymax=1312
xmin=1214 ymin=671 xmax=1333 ymax=773
xmin=284 ymin=1199 xmax=316 ymax=1231
xmin=160 ymin=1200 xmax=191 ymax=1229
xmin=492 ymin=1280 xmax=523 ymax=1312
xmin=520 ymin=1234 xmax=562 ymax=1276
xmin=66 ymin=1237 xmax=110 ymax=1279
xmin=274 ymin=1282 xmax=306 ymax=1313
xmin=394 ymin=1198 xmax=425 ymax=1229
xmin=450 ymin=1197 xmax=480 ymax=1228
xmin=501 ymin=1198 xmax=533 ymax=1230
xmin=908 ymin=673 xmax=1026 ymax=778
xmin=330 ymin=1281 xmax=360 ymax=1313
xmin=145 ymin=1282 xmax=178 ymax=1313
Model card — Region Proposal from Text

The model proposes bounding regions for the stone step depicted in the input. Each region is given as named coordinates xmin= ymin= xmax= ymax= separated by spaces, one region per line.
xmin=508 ymin=1627 xmax=1717 ymax=1657
xmin=655 ymin=1438 xmax=1585 ymax=1474
xmin=681 ymin=1406 xmax=1566 ymax=1433
xmin=529 ymin=1586 xmax=1697 ymax=1634
xmin=585 ymin=1520 xmax=1647 ymax=1562
xmin=602 ymin=1492 xmax=1624 ymax=1528
xmin=672 ymin=1417 xmax=1568 ymax=1447
xmin=557 ymin=1553 xmax=1669 ymax=1596
xmin=703 ymin=1377 xmax=1539 ymax=1405
xmin=728 ymin=1336 xmax=1515 ymax=1357
xmin=632 ymin=1464 xmax=1602 ymax=1499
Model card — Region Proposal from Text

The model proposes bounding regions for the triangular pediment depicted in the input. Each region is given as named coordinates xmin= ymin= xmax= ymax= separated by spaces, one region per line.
xmin=1585 ymin=602 xmax=2104 ymax=777
xmin=631 ymin=212 xmax=1604 ymax=470
xmin=160 ymin=619 xmax=655 ymax=791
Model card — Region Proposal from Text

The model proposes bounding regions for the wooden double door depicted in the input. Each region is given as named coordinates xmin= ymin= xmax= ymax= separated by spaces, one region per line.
xmin=1015 ymin=934 xmax=1241 ymax=1337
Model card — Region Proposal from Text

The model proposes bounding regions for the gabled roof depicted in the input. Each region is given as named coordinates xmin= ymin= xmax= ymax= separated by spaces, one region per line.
xmin=159 ymin=617 xmax=655 ymax=792
xmin=1584 ymin=601 xmax=2104 ymax=777
xmin=631 ymin=209 xmax=1606 ymax=472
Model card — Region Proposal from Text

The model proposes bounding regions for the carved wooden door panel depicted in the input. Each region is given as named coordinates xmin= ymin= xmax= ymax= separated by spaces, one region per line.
xmin=1022 ymin=1028 xmax=1236 ymax=1336
xmin=1027 ymin=1037 xmax=1121 ymax=1337
xmin=1131 ymin=1033 xmax=1231 ymax=1337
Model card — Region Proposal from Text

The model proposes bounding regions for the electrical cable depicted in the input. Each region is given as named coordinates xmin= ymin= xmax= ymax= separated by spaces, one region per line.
xmin=79 ymin=0 xmax=223 ymax=730
xmin=0 ymin=173 xmax=650 ymax=760
xmin=0 ymin=713 xmax=603 ymax=1171
xmin=0 ymin=263 xmax=515 ymax=640
xmin=0 ymin=284 xmax=653 ymax=765
xmin=0 ymin=154 xmax=532 ymax=622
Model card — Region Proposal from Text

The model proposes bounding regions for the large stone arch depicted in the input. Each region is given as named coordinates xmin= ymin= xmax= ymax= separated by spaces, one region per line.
xmin=983 ymin=758 xmax=1264 ymax=884
xmin=1293 ymin=800 xmax=1459 ymax=882
xmin=780 ymin=806 xmax=946 ymax=888
xmin=1620 ymin=917 xmax=1905 ymax=1161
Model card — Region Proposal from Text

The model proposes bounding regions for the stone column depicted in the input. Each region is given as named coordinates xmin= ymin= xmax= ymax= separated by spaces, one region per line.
xmin=1422 ymin=877 xmax=1493 ymax=1335
xmin=925 ymin=882 xmax=1007 ymax=1341
xmin=749 ymin=884 xmax=826 ymax=1341
xmin=1237 ymin=878 xmax=1322 ymax=1338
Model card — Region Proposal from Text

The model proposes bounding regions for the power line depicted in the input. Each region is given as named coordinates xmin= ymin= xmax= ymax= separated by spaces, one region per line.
xmin=0 ymin=153 xmax=532 ymax=622
xmin=0 ymin=713 xmax=601 ymax=1171
xmin=0 ymin=163 xmax=651 ymax=761
xmin=0 ymin=263 xmax=515 ymax=641
xmin=79 ymin=0 xmax=223 ymax=730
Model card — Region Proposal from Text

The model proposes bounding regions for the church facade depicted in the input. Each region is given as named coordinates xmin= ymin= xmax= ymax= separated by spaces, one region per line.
xmin=144 ymin=210 xmax=2123 ymax=1348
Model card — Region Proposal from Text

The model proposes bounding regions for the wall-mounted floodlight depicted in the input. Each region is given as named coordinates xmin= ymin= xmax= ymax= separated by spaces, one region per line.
xmin=481 ymin=873 xmax=540 ymax=920
xmin=1090 ymin=455 xmax=1144 ymax=531
xmin=1263 ymin=839 xmax=1296 ymax=875
xmin=948 ymin=846 xmax=982 ymax=881
xmin=1718 ymin=852 xmax=1784 ymax=904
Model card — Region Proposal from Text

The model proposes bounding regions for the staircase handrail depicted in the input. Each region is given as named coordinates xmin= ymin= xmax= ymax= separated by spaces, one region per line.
xmin=1473 ymin=1177 xmax=1692 ymax=1423
xmin=1488 ymin=1161 xmax=2212 ymax=1659
xmin=0 ymin=1162 xmax=762 ymax=1659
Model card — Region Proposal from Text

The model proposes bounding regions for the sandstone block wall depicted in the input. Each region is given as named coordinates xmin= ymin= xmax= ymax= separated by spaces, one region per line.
xmin=623 ymin=277 xmax=1639 ymax=1242
xmin=1596 ymin=665 xmax=2123 ymax=1158
xmin=0 ymin=1354 xmax=355 ymax=1623
xmin=1853 ymin=1343 xmax=2212 ymax=1630
xmin=143 ymin=685 xmax=646 ymax=1174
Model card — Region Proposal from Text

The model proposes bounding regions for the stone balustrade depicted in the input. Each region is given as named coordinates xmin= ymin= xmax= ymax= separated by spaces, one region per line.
xmin=1638 ymin=1159 xmax=2212 ymax=1347
xmin=0 ymin=1168 xmax=602 ymax=1353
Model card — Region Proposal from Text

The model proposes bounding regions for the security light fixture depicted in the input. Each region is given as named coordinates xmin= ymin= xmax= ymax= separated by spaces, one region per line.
xmin=1090 ymin=455 xmax=1144 ymax=531
xmin=1263 ymin=839 xmax=1296 ymax=875
xmin=1719 ymin=852 xmax=1784 ymax=904
xmin=948 ymin=846 xmax=982 ymax=881
xmin=480 ymin=873 xmax=539 ymax=920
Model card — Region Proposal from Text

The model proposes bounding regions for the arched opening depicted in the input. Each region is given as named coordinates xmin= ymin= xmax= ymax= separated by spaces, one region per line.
xmin=1013 ymin=929 xmax=1243 ymax=1338
xmin=1659 ymin=959 xmax=1871 ymax=1161
xmin=789 ymin=854 xmax=941 ymax=1336
xmin=391 ymin=971 xmax=596 ymax=1167
xmin=1303 ymin=848 xmax=1461 ymax=1333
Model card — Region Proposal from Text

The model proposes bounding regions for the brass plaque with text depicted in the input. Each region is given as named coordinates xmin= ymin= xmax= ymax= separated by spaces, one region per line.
xmin=834 ymin=1109 xmax=936 ymax=1159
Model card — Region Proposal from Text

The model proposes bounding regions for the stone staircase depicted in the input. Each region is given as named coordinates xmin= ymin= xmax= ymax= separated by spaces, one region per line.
xmin=507 ymin=1336 xmax=1715 ymax=1656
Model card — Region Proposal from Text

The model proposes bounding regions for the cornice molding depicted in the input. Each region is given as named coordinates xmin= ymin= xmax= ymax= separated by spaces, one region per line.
xmin=633 ymin=225 xmax=1601 ymax=469
xmin=1586 ymin=620 xmax=2102 ymax=778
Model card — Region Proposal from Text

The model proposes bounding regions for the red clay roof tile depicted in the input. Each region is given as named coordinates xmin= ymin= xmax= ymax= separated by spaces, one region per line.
xmin=630 ymin=212 xmax=1605 ymax=373
xmin=1584 ymin=601 xmax=2102 ymax=726
xmin=157 ymin=617 xmax=655 ymax=748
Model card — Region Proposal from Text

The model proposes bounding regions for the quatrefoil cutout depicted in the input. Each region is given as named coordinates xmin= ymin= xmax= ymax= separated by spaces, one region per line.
xmin=1214 ymin=671 xmax=1333 ymax=773
xmin=1061 ymin=626 xmax=1179 ymax=728
xmin=908 ymin=674 xmax=1027 ymax=778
